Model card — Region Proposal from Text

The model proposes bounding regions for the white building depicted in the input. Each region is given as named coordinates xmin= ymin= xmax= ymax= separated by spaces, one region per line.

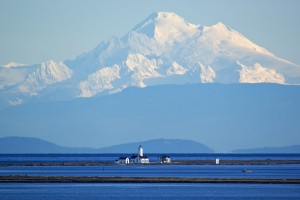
xmin=116 ymin=157 xmax=129 ymax=164
xmin=158 ymin=155 xmax=171 ymax=163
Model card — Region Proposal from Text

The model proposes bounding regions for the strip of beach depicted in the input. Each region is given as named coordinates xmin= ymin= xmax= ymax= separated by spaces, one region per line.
xmin=0 ymin=176 xmax=299 ymax=184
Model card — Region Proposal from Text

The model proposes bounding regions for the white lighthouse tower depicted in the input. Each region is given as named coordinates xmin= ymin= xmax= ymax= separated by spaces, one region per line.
xmin=129 ymin=145 xmax=149 ymax=164
xmin=138 ymin=145 xmax=143 ymax=157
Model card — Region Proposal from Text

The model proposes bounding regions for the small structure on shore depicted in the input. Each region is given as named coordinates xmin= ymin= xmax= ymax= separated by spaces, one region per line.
xmin=115 ymin=157 xmax=130 ymax=165
xmin=158 ymin=155 xmax=171 ymax=163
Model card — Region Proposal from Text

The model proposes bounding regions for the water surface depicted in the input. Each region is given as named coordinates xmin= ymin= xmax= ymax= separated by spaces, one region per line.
xmin=1 ymin=164 xmax=300 ymax=179
xmin=0 ymin=183 xmax=299 ymax=200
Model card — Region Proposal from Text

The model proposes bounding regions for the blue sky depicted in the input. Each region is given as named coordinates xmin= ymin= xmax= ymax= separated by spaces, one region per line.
xmin=0 ymin=0 xmax=299 ymax=66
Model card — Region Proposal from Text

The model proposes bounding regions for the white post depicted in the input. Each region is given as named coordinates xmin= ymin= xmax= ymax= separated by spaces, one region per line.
xmin=215 ymin=158 xmax=219 ymax=165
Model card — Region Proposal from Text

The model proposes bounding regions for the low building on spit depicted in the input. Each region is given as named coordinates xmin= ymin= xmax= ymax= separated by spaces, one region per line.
xmin=116 ymin=157 xmax=130 ymax=164
xmin=158 ymin=155 xmax=171 ymax=163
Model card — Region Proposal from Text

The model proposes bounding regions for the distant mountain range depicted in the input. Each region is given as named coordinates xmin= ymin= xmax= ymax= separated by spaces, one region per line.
xmin=0 ymin=137 xmax=213 ymax=154
xmin=98 ymin=139 xmax=214 ymax=153
xmin=0 ymin=137 xmax=94 ymax=154
xmin=1 ymin=12 xmax=300 ymax=108
xmin=1 ymin=136 xmax=299 ymax=154
xmin=233 ymin=146 xmax=300 ymax=153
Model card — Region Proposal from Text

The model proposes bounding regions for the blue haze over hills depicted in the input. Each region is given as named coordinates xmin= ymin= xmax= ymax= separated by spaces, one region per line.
xmin=0 ymin=137 xmax=213 ymax=154
xmin=0 ymin=83 xmax=299 ymax=152
xmin=233 ymin=145 xmax=300 ymax=154
xmin=0 ymin=136 xmax=299 ymax=154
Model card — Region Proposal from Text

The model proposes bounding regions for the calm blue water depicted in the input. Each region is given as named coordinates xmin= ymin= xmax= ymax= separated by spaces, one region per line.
xmin=0 ymin=183 xmax=299 ymax=200
xmin=1 ymin=154 xmax=300 ymax=199
xmin=1 ymin=154 xmax=300 ymax=179
xmin=1 ymin=164 xmax=300 ymax=179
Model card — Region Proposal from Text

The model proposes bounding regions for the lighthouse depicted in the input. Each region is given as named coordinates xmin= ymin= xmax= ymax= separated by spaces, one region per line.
xmin=138 ymin=145 xmax=143 ymax=157
xmin=128 ymin=145 xmax=149 ymax=164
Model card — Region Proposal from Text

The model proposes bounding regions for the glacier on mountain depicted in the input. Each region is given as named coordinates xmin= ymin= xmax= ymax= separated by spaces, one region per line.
xmin=238 ymin=62 xmax=285 ymax=84
xmin=199 ymin=64 xmax=216 ymax=83
xmin=17 ymin=61 xmax=73 ymax=96
xmin=1 ymin=11 xmax=300 ymax=107
xmin=79 ymin=65 xmax=120 ymax=97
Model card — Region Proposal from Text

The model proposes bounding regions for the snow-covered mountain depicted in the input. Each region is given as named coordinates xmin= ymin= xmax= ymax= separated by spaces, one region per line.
xmin=0 ymin=61 xmax=73 ymax=106
xmin=1 ymin=12 xmax=300 ymax=107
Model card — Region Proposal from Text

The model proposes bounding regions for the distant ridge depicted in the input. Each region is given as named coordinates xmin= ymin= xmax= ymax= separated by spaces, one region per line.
xmin=0 ymin=137 xmax=96 ymax=154
xmin=233 ymin=145 xmax=300 ymax=153
xmin=98 ymin=139 xmax=214 ymax=153
xmin=1 ymin=137 xmax=299 ymax=154
xmin=0 ymin=137 xmax=213 ymax=154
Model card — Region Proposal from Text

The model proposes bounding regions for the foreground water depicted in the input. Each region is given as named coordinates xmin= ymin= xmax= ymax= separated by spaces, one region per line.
xmin=1 ymin=154 xmax=300 ymax=179
xmin=0 ymin=183 xmax=299 ymax=200
xmin=1 ymin=154 xmax=300 ymax=199
xmin=1 ymin=164 xmax=300 ymax=179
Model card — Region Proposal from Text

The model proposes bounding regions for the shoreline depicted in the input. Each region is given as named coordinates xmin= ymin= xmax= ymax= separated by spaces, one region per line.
xmin=0 ymin=176 xmax=300 ymax=184
xmin=1 ymin=160 xmax=300 ymax=167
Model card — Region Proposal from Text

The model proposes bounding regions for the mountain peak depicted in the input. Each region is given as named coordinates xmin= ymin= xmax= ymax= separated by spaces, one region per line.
xmin=212 ymin=22 xmax=231 ymax=31
xmin=1 ymin=12 xmax=300 ymax=108
xmin=139 ymin=11 xmax=184 ymax=23
xmin=16 ymin=60 xmax=73 ymax=97
xmin=132 ymin=12 xmax=198 ymax=43
xmin=156 ymin=11 xmax=182 ymax=20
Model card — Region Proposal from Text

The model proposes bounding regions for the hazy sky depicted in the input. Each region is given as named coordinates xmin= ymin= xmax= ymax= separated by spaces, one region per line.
xmin=0 ymin=0 xmax=299 ymax=66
